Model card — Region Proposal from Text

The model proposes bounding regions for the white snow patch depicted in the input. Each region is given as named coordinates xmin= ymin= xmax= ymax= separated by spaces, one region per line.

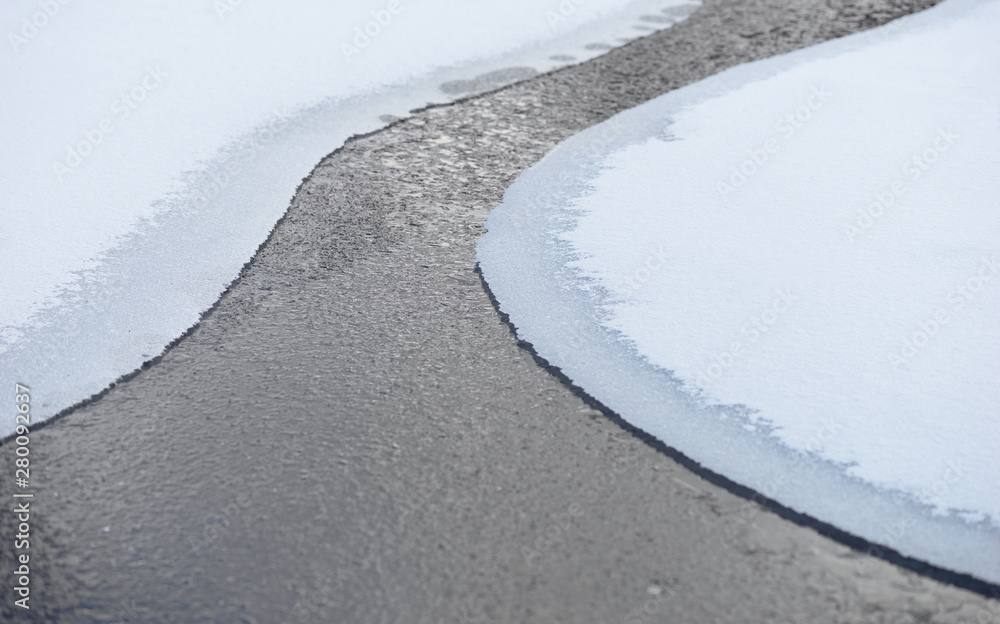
xmin=478 ymin=0 xmax=1000 ymax=583
xmin=0 ymin=0 xmax=698 ymax=435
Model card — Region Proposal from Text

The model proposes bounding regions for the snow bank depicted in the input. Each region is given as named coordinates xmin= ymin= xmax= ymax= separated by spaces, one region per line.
xmin=0 ymin=0 xmax=698 ymax=435
xmin=478 ymin=0 xmax=1000 ymax=583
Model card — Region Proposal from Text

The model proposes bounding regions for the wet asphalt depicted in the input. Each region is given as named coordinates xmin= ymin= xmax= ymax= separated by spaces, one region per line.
xmin=3 ymin=0 xmax=1000 ymax=621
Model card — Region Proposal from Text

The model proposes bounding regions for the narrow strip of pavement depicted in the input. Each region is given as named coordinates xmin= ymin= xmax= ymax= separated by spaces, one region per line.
xmin=5 ymin=0 xmax=998 ymax=621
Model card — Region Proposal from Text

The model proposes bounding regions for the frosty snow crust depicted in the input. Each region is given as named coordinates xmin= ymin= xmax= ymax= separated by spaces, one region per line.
xmin=478 ymin=0 xmax=1000 ymax=584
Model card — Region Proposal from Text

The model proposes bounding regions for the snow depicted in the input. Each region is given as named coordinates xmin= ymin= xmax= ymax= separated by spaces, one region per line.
xmin=478 ymin=0 xmax=1000 ymax=583
xmin=0 ymin=0 xmax=699 ymax=436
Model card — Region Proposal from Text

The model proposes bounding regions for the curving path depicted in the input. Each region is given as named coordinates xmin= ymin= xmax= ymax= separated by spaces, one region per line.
xmin=3 ymin=0 xmax=999 ymax=621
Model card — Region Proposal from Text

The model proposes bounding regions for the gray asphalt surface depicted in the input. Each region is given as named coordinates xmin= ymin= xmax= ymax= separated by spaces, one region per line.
xmin=4 ymin=0 xmax=1000 ymax=621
